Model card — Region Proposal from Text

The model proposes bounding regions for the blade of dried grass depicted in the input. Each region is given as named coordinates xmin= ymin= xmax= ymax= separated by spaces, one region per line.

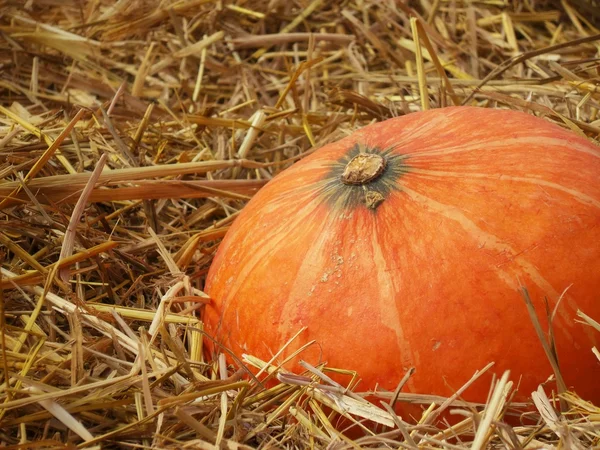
xmin=0 ymin=398 xmax=131 ymax=428
xmin=244 ymin=388 xmax=305 ymax=442
xmin=174 ymin=31 xmax=224 ymax=59
xmin=0 ymin=159 xmax=268 ymax=191
xmin=388 ymin=367 xmax=415 ymax=411
xmin=0 ymin=371 xmax=136 ymax=412
xmin=188 ymin=322 xmax=204 ymax=366
xmin=12 ymin=171 xmax=55 ymax=224
xmin=275 ymin=58 xmax=324 ymax=109
xmin=463 ymin=32 xmax=600 ymax=104
xmin=310 ymin=387 xmax=396 ymax=428
xmin=25 ymin=386 xmax=96 ymax=443
xmin=9 ymin=264 xmax=59 ymax=359
xmin=471 ymin=371 xmax=512 ymax=450
xmin=176 ymin=227 xmax=230 ymax=269
xmin=532 ymin=386 xmax=586 ymax=450
xmin=140 ymin=338 xmax=156 ymax=417
xmin=147 ymin=228 xmax=180 ymax=277
xmin=379 ymin=402 xmax=418 ymax=447
xmin=414 ymin=19 xmax=461 ymax=106
xmin=342 ymin=10 xmax=403 ymax=69
xmin=288 ymin=404 xmax=332 ymax=441
xmin=101 ymin=0 xmax=214 ymax=39
xmin=132 ymin=43 xmax=156 ymax=97
xmin=0 ymin=241 xmax=118 ymax=290
xmin=410 ymin=18 xmax=430 ymax=111
xmin=158 ymin=381 xmax=250 ymax=409
xmin=0 ymin=232 xmax=47 ymax=274
xmin=576 ymin=309 xmax=600 ymax=332
xmin=99 ymin=106 xmax=136 ymax=165
xmin=396 ymin=38 xmax=474 ymax=80
xmin=174 ymin=406 xmax=217 ymax=442
xmin=428 ymin=416 xmax=473 ymax=443
xmin=1 ymin=267 xmax=190 ymax=386
xmin=106 ymin=81 xmax=127 ymax=117
xmin=420 ymin=362 xmax=496 ymax=431
xmin=244 ymin=327 xmax=307 ymax=380
xmin=251 ymin=0 xmax=323 ymax=59
xmin=58 ymin=153 xmax=107 ymax=283
xmin=0 ymin=338 xmax=46 ymax=423
xmin=233 ymin=110 xmax=267 ymax=178
xmin=0 ymin=179 xmax=266 ymax=205
xmin=0 ymin=277 xmax=9 ymax=402
xmin=215 ymin=389 xmax=228 ymax=447
xmin=191 ymin=46 xmax=207 ymax=107
xmin=298 ymin=360 xmax=345 ymax=391
xmin=73 ymin=403 xmax=172 ymax=449
xmin=233 ymin=33 xmax=353 ymax=49
xmin=157 ymin=323 xmax=198 ymax=383
xmin=243 ymin=383 xmax=295 ymax=411
xmin=520 ymin=287 xmax=568 ymax=411
xmin=0 ymin=108 xmax=84 ymax=209
xmin=0 ymin=125 xmax=22 ymax=149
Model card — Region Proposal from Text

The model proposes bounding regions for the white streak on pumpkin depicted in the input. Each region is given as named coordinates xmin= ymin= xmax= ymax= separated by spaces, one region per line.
xmin=401 ymin=186 xmax=576 ymax=339
xmin=369 ymin=223 xmax=417 ymax=370
xmin=215 ymin=195 xmax=326 ymax=327
xmin=407 ymin=169 xmax=600 ymax=208
xmin=285 ymin=207 xmax=342 ymax=303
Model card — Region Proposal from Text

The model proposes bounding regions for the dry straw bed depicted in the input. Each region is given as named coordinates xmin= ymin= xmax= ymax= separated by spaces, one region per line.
xmin=0 ymin=0 xmax=599 ymax=448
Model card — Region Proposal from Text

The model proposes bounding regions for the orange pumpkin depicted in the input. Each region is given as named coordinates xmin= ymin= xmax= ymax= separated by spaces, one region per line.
xmin=203 ymin=106 xmax=600 ymax=408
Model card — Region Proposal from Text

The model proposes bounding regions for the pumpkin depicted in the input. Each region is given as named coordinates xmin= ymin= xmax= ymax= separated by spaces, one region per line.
xmin=203 ymin=106 xmax=600 ymax=408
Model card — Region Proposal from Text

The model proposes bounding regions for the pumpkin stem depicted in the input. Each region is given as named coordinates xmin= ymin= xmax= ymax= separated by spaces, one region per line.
xmin=364 ymin=190 xmax=385 ymax=209
xmin=340 ymin=153 xmax=386 ymax=185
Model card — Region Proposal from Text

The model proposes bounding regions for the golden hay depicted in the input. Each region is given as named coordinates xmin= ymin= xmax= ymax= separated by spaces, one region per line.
xmin=0 ymin=0 xmax=599 ymax=448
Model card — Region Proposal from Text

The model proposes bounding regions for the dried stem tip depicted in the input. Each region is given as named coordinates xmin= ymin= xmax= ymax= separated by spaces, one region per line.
xmin=341 ymin=153 xmax=386 ymax=185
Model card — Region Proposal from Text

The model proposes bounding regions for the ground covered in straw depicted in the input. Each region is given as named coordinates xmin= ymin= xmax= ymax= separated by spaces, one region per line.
xmin=1 ymin=0 xmax=599 ymax=448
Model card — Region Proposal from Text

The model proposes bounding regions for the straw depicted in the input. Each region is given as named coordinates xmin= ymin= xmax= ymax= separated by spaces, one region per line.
xmin=1 ymin=0 xmax=599 ymax=448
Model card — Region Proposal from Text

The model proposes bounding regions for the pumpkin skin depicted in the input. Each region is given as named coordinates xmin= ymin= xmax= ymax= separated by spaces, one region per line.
xmin=203 ymin=106 xmax=600 ymax=408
